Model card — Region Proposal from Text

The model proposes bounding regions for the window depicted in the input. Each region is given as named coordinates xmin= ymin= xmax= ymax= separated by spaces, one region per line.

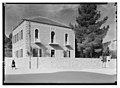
xmin=16 ymin=51 xmax=18 ymax=58
xmin=51 ymin=31 xmax=55 ymax=43
xmin=21 ymin=30 xmax=23 ymax=39
xmin=33 ymin=48 xmax=38 ymax=57
xmin=35 ymin=29 xmax=38 ymax=39
xmin=16 ymin=34 xmax=17 ymax=43
xmin=15 ymin=49 xmax=23 ymax=58
xmin=64 ymin=50 xmax=70 ymax=58
xmin=17 ymin=33 xmax=18 ymax=41
xmin=20 ymin=49 xmax=23 ymax=57
xmin=13 ymin=36 xmax=15 ymax=43
xmin=65 ymin=33 xmax=68 ymax=44
xmin=15 ymin=35 xmax=16 ymax=43
xmin=12 ymin=36 xmax=14 ymax=44
xmin=51 ymin=50 xmax=55 ymax=57
xmin=69 ymin=51 xmax=70 ymax=58
xmin=19 ymin=32 xmax=21 ymax=40
xmin=63 ymin=50 xmax=67 ymax=57
xmin=39 ymin=49 xmax=42 ymax=57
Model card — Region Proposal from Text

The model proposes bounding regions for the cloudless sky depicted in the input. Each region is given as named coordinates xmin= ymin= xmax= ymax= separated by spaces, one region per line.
xmin=5 ymin=3 xmax=116 ymax=42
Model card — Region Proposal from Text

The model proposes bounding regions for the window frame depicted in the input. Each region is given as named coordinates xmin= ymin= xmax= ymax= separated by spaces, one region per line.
xmin=35 ymin=29 xmax=39 ymax=39
xmin=17 ymin=33 xmax=19 ymax=42
xmin=51 ymin=31 xmax=55 ymax=43
xmin=21 ymin=30 xmax=23 ymax=39
xmin=21 ymin=49 xmax=23 ymax=57
xmin=33 ymin=48 xmax=38 ymax=57
xmin=65 ymin=33 xmax=68 ymax=44
xmin=15 ymin=35 xmax=16 ymax=43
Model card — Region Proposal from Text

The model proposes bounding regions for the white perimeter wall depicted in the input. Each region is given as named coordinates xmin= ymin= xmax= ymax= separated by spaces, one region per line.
xmin=5 ymin=57 xmax=116 ymax=72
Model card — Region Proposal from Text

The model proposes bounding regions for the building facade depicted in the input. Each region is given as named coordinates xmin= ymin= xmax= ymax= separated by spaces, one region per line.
xmin=12 ymin=17 xmax=75 ymax=61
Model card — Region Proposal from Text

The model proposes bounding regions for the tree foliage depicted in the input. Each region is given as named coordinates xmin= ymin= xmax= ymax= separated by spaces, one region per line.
xmin=5 ymin=33 xmax=12 ymax=49
xmin=72 ymin=4 xmax=109 ymax=58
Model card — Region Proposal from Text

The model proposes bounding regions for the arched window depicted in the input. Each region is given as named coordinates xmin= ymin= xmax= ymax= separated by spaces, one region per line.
xmin=65 ymin=33 xmax=68 ymax=44
xmin=35 ymin=29 xmax=39 ymax=39
xmin=51 ymin=31 xmax=55 ymax=43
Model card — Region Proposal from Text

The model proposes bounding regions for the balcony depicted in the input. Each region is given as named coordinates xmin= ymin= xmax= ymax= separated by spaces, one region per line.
xmin=65 ymin=42 xmax=70 ymax=47
xmin=49 ymin=42 xmax=59 ymax=46
xmin=34 ymin=38 xmax=41 ymax=44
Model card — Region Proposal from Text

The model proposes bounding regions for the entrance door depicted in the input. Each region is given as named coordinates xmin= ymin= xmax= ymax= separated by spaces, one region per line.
xmin=51 ymin=50 xmax=55 ymax=57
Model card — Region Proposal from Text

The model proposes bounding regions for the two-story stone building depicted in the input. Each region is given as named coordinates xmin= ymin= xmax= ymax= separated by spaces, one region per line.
xmin=12 ymin=16 xmax=75 ymax=61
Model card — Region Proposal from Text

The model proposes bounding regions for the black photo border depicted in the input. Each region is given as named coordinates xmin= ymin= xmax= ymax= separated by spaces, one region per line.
xmin=2 ymin=2 xmax=117 ymax=85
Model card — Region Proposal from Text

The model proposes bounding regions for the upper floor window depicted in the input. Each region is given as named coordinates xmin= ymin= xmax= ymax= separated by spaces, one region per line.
xmin=51 ymin=31 xmax=55 ymax=43
xmin=21 ymin=30 xmax=23 ymax=39
xmin=13 ymin=30 xmax=23 ymax=44
xmin=12 ymin=36 xmax=14 ymax=44
xmin=35 ymin=29 xmax=39 ymax=39
xmin=17 ymin=33 xmax=18 ymax=42
xmin=16 ymin=51 xmax=18 ymax=58
xmin=65 ymin=33 xmax=68 ymax=44
xmin=14 ymin=35 xmax=16 ymax=43
xmin=18 ymin=32 xmax=21 ymax=41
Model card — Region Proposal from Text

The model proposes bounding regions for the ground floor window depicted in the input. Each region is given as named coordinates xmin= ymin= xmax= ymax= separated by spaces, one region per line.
xmin=51 ymin=49 xmax=55 ymax=57
xmin=16 ymin=51 xmax=18 ymax=57
xmin=64 ymin=50 xmax=70 ymax=58
xmin=69 ymin=50 xmax=70 ymax=57
xmin=15 ymin=49 xmax=23 ymax=58
xmin=33 ymin=48 xmax=38 ymax=57
xmin=33 ymin=48 xmax=42 ymax=57
xmin=20 ymin=49 xmax=23 ymax=57
xmin=39 ymin=49 xmax=42 ymax=57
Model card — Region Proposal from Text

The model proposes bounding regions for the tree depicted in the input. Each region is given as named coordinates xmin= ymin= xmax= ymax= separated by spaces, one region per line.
xmin=8 ymin=33 xmax=12 ymax=49
xmin=9 ymin=33 xmax=12 ymax=40
xmin=72 ymin=4 xmax=109 ymax=58
xmin=4 ymin=34 xmax=12 ymax=48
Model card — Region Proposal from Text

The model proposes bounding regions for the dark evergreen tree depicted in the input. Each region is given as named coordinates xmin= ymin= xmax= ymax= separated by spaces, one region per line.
xmin=4 ymin=33 xmax=12 ymax=49
xmin=8 ymin=33 xmax=12 ymax=49
xmin=72 ymin=4 xmax=109 ymax=58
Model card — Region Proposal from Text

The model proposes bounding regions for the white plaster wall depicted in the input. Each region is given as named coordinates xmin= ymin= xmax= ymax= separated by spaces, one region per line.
xmin=5 ymin=57 xmax=117 ymax=73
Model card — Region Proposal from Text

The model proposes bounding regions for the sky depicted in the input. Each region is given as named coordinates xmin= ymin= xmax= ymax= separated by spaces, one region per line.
xmin=5 ymin=3 xmax=116 ymax=42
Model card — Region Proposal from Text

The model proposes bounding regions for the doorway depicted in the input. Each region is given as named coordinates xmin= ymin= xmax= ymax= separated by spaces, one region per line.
xmin=51 ymin=50 xmax=55 ymax=57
